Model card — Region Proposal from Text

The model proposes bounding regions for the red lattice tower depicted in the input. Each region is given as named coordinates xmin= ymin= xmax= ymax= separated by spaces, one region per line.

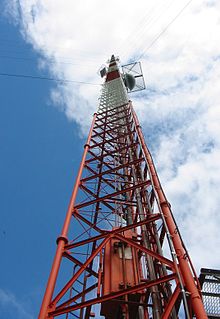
xmin=39 ymin=55 xmax=208 ymax=319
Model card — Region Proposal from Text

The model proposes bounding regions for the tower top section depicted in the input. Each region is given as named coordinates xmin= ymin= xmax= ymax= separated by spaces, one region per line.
xmin=98 ymin=55 xmax=128 ymax=112
xmin=106 ymin=54 xmax=120 ymax=82
xmin=100 ymin=55 xmax=146 ymax=93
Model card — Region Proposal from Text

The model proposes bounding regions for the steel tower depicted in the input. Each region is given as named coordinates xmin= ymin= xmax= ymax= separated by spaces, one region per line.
xmin=39 ymin=55 xmax=208 ymax=319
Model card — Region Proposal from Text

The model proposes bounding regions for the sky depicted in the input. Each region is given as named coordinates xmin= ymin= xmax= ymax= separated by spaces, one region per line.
xmin=0 ymin=0 xmax=220 ymax=318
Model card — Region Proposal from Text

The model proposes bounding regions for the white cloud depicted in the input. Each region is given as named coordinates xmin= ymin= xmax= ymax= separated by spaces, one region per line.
xmin=0 ymin=289 xmax=34 ymax=319
xmin=4 ymin=0 xmax=220 ymax=273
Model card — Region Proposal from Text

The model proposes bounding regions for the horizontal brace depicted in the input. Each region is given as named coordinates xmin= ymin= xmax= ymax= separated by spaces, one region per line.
xmin=90 ymin=138 xmax=116 ymax=150
xmin=94 ymin=115 xmax=132 ymax=132
xmin=94 ymin=116 xmax=130 ymax=131
xmin=103 ymin=121 xmax=131 ymax=132
xmin=86 ymin=151 xmax=128 ymax=164
xmin=65 ymin=214 xmax=161 ymax=250
xmin=78 ymin=184 xmax=115 ymax=211
xmin=92 ymin=131 xmax=117 ymax=143
xmin=97 ymin=103 xmax=129 ymax=117
xmin=104 ymin=114 xmax=131 ymax=126
xmin=85 ymin=142 xmax=139 ymax=166
xmin=63 ymin=252 xmax=98 ymax=278
xmin=89 ymin=131 xmax=133 ymax=150
xmin=92 ymin=126 xmax=135 ymax=140
xmin=52 ymin=236 xmax=111 ymax=305
xmin=85 ymin=164 xmax=131 ymax=181
xmin=105 ymin=198 xmax=139 ymax=206
xmin=49 ymin=274 xmax=176 ymax=317
xmin=73 ymin=209 xmax=105 ymax=234
xmin=86 ymin=150 xmax=114 ymax=169
xmin=75 ymin=180 xmax=151 ymax=209
xmin=94 ymin=117 xmax=105 ymax=127
xmin=81 ymin=165 xmax=116 ymax=190
xmin=55 ymin=283 xmax=98 ymax=310
xmin=82 ymin=157 xmax=145 ymax=183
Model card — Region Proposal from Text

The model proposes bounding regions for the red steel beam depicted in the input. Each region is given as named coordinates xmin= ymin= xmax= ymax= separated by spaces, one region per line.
xmin=82 ymin=157 xmax=144 ymax=182
xmin=78 ymin=184 xmax=115 ymax=212
xmin=49 ymin=274 xmax=176 ymax=317
xmin=65 ymin=214 xmax=161 ymax=250
xmin=56 ymin=283 xmax=98 ymax=310
xmin=73 ymin=208 xmax=108 ymax=234
xmin=89 ymin=131 xmax=131 ymax=150
xmin=52 ymin=235 xmax=111 ymax=305
xmin=92 ymin=122 xmax=133 ymax=139
xmin=63 ymin=252 xmax=98 ymax=278
xmin=38 ymin=113 xmax=97 ymax=319
xmin=114 ymin=233 xmax=174 ymax=269
xmin=96 ymin=102 xmax=128 ymax=117
xmin=161 ymin=285 xmax=180 ymax=319
xmin=130 ymin=102 xmax=208 ymax=319
xmin=75 ymin=179 xmax=151 ymax=210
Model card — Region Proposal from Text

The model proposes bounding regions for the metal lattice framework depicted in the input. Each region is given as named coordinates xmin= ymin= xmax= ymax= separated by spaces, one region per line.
xmin=199 ymin=268 xmax=220 ymax=318
xmin=39 ymin=56 xmax=208 ymax=319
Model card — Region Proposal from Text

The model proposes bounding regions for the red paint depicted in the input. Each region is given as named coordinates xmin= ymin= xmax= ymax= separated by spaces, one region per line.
xmin=106 ymin=70 xmax=120 ymax=82
xmin=39 ymin=56 xmax=207 ymax=319
xmin=130 ymin=101 xmax=207 ymax=318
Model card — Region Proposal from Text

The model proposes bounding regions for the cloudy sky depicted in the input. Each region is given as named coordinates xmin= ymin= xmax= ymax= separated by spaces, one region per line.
xmin=1 ymin=0 xmax=220 ymax=317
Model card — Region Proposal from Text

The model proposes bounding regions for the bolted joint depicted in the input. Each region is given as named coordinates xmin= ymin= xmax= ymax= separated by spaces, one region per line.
xmin=56 ymin=235 xmax=68 ymax=245
xmin=84 ymin=143 xmax=90 ymax=149
xmin=48 ymin=302 xmax=56 ymax=310
xmin=160 ymin=200 xmax=171 ymax=208
xmin=119 ymin=282 xmax=125 ymax=289
xmin=191 ymin=291 xmax=201 ymax=300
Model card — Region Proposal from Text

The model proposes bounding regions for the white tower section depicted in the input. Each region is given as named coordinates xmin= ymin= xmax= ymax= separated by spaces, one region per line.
xmin=98 ymin=56 xmax=128 ymax=112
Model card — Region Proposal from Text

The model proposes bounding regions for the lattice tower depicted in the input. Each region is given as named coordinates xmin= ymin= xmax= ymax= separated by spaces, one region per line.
xmin=39 ymin=55 xmax=208 ymax=319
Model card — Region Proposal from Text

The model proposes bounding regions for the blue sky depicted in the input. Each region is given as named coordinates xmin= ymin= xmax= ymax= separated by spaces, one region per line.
xmin=0 ymin=8 xmax=85 ymax=318
xmin=1 ymin=0 xmax=220 ymax=318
